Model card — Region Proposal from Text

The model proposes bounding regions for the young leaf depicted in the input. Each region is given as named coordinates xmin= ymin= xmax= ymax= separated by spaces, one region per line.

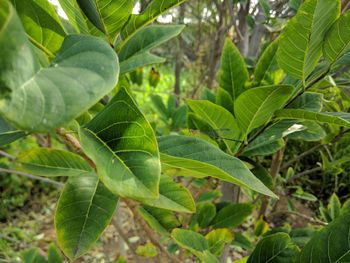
xmin=120 ymin=0 xmax=186 ymax=45
xmin=277 ymin=0 xmax=340 ymax=83
xmin=12 ymin=0 xmax=66 ymax=54
xmin=234 ymin=85 xmax=294 ymax=136
xmin=188 ymin=100 xmax=243 ymax=154
xmin=212 ymin=203 xmax=254 ymax=228
xmin=219 ymin=38 xmax=249 ymax=101
xmin=299 ymin=201 xmax=350 ymax=261
xmin=18 ymin=149 xmax=92 ymax=177
xmin=324 ymin=11 xmax=350 ymax=65
xmin=80 ymin=87 xmax=161 ymax=201
xmin=0 ymin=2 xmax=119 ymax=131
xmin=76 ymin=0 xmax=133 ymax=41
xmin=55 ymin=175 xmax=118 ymax=260
xmin=275 ymin=110 xmax=350 ymax=127
xmin=158 ymin=135 xmax=277 ymax=198
xmin=247 ymin=233 xmax=300 ymax=262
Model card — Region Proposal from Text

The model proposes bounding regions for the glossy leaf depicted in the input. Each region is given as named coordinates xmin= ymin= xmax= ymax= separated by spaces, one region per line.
xmin=12 ymin=0 xmax=66 ymax=54
xmin=275 ymin=110 xmax=350 ymax=127
xmin=142 ymin=176 xmax=195 ymax=213
xmin=120 ymin=0 xmax=186 ymax=44
xmin=248 ymin=233 xmax=299 ymax=262
xmin=299 ymin=201 xmax=350 ymax=262
xmin=234 ymin=85 xmax=294 ymax=135
xmin=188 ymin=100 xmax=243 ymax=154
xmin=80 ymin=87 xmax=161 ymax=201
xmin=158 ymin=135 xmax=277 ymax=198
xmin=77 ymin=0 xmax=133 ymax=41
xmin=324 ymin=11 xmax=350 ymax=65
xmin=277 ymin=0 xmax=340 ymax=82
xmin=0 ymin=3 xmax=119 ymax=131
xmin=55 ymin=175 xmax=118 ymax=260
xmin=253 ymin=39 xmax=280 ymax=86
xmin=212 ymin=203 xmax=254 ymax=228
xmin=287 ymin=121 xmax=326 ymax=141
xmin=219 ymin=38 xmax=249 ymax=101
xmin=18 ymin=149 xmax=92 ymax=177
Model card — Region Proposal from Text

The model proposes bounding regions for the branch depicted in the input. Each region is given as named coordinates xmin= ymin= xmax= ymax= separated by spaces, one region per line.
xmin=287 ymin=167 xmax=323 ymax=182
xmin=268 ymin=210 xmax=327 ymax=226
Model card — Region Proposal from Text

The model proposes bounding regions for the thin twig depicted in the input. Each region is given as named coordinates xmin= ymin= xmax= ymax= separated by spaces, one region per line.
xmin=281 ymin=144 xmax=323 ymax=170
xmin=0 ymin=168 xmax=63 ymax=188
xmin=268 ymin=210 xmax=327 ymax=226
xmin=0 ymin=150 xmax=16 ymax=161
xmin=287 ymin=167 xmax=323 ymax=182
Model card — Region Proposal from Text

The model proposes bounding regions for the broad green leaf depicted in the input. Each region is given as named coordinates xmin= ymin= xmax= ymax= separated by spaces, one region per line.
xmin=17 ymin=149 xmax=92 ymax=177
xmin=324 ymin=11 xmax=350 ymax=65
xmin=138 ymin=206 xmax=180 ymax=236
xmin=120 ymin=53 xmax=165 ymax=74
xmin=299 ymin=201 xmax=350 ymax=262
xmin=253 ymin=39 xmax=280 ymax=86
xmin=120 ymin=0 xmax=186 ymax=45
xmin=55 ymin=175 xmax=118 ymax=260
xmin=248 ymin=233 xmax=300 ymax=263
xmin=142 ymin=176 xmax=195 ymax=213
xmin=216 ymin=87 xmax=234 ymax=115
xmin=80 ymin=87 xmax=161 ymax=201
xmin=0 ymin=3 xmax=119 ymax=132
xmin=195 ymin=202 xmax=216 ymax=228
xmin=58 ymin=0 xmax=89 ymax=34
xmin=234 ymin=85 xmax=294 ymax=135
xmin=244 ymin=158 xmax=273 ymax=190
xmin=0 ymin=116 xmax=26 ymax=146
xmin=201 ymin=88 xmax=216 ymax=103
xmin=21 ymin=248 xmax=47 ymax=263
xmin=171 ymin=229 xmax=220 ymax=263
xmin=275 ymin=110 xmax=350 ymax=127
xmin=47 ymin=243 xmax=63 ymax=263
xmin=219 ymin=38 xmax=249 ymax=101
xmin=188 ymin=100 xmax=243 ymax=154
xmin=289 ymin=228 xmax=315 ymax=248
xmin=212 ymin=203 xmax=254 ymax=228
xmin=158 ymin=135 xmax=277 ymax=198
xmin=288 ymin=92 xmax=323 ymax=111
xmin=76 ymin=0 xmax=133 ymax=41
xmin=206 ymin=229 xmax=233 ymax=256
xmin=119 ymin=25 xmax=184 ymax=62
xmin=287 ymin=121 xmax=326 ymax=141
xmin=277 ymin=0 xmax=340 ymax=83
xmin=12 ymin=0 xmax=66 ymax=55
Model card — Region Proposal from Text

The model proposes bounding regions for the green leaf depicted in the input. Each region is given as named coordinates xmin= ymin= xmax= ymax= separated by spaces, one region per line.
xmin=138 ymin=206 xmax=180 ymax=236
xmin=12 ymin=0 xmax=66 ymax=55
xmin=248 ymin=233 xmax=299 ymax=262
xmin=119 ymin=25 xmax=184 ymax=62
xmin=288 ymin=92 xmax=323 ymax=111
xmin=287 ymin=121 xmax=326 ymax=141
xmin=206 ymin=229 xmax=233 ymax=256
xmin=188 ymin=100 xmax=243 ymax=154
xmin=328 ymin=193 xmax=341 ymax=220
xmin=47 ymin=243 xmax=63 ymax=263
xmin=234 ymin=85 xmax=294 ymax=136
xmin=299 ymin=201 xmax=350 ymax=262
xmin=158 ymin=135 xmax=277 ymax=198
xmin=21 ymin=248 xmax=47 ymax=263
xmin=277 ymin=0 xmax=340 ymax=83
xmin=0 ymin=3 xmax=119 ymax=132
xmin=120 ymin=0 xmax=186 ymax=44
xmin=324 ymin=11 xmax=350 ymax=65
xmin=76 ymin=0 xmax=133 ymax=41
xmin=216 ymin=87 xmax=234 ymax=115
xmin=219 ymin=38 xmax=249 ymax=101
xmin=120 ymin=53 xmax=165 ymax=74
xmin=141 ymin=176 xmax=195 ymax=213
xmin=195 ymin=202 xmax=216 ymax=228
xmin=151 ymin=94 xmax=169 ymax=122
xmin=58 ymin=0 xmax=89 ymax=34
xmin=55 ymin=175 xmax=118 ymax=260
xmin=80 ymin=87 xmax=161 ymax=201
xmin=275 ymin=110 xmax=350 ymax=127
xmin=212 ymin=203 xmax=254 ymax=228
xmin=0 ymin=116 xmax=26 ymax=146
xmin=253 ymin=39 xmax=280 ymax=86
xmin=17 ymin=149 xmax=92 ymax=177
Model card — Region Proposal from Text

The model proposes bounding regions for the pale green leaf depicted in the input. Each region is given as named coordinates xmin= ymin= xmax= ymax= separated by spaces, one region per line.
xmin=55 ymin=175 xmax=118 ymax=260
xmin=277 ymin=0 xmax=340 ymax=82
xmin=206 ymin=229 xmax=233 ymax=256
xmin=234 ymin=85 xmax=294 ymax=135
xmin=0 ymin=2 xmax=119 ymax=132
xmin=12 ymin=0 xmax=66 ymax=55
xmin=158 ymin=136 xmax=277 ymax=198
xmin=18 ymin=149 xmax=92 ymax=177
xmin=80 ymin=87 xmax=161 ymax=201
